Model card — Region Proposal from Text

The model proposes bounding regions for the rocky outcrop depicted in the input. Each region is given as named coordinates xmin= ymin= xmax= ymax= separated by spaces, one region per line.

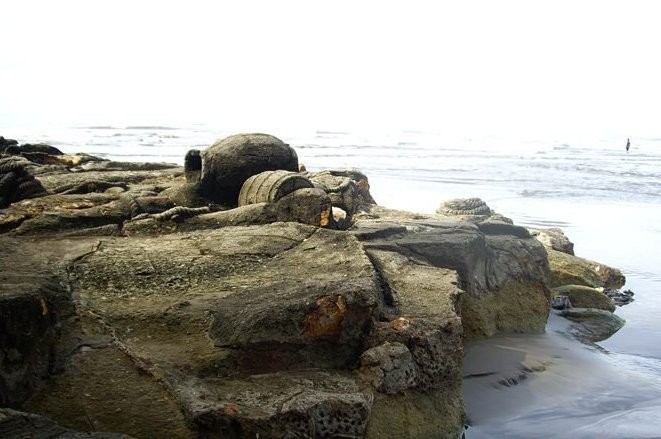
xmin=528 ymin=228 xmax=627 ymax=344
xmin=0 ymin=133 xmax=628 ymax=438
xmin=352 ymin=208 xmax=551 ymax=340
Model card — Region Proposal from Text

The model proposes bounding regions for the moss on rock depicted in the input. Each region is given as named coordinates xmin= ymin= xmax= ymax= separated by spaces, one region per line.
xmin=459 ymin=280 xmax=551 ymax=340
xmin=552 ymin=285 xmax=615 ymax=312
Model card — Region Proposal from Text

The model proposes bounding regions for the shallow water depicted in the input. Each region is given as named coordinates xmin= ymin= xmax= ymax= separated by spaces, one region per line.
xmin=464 ymin=314 xmax=661 ymax=438
xmin=4 ymin=124 xmax=661 ymax=437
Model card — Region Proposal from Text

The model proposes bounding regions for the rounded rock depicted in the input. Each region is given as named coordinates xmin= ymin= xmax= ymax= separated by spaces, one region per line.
xmin=199 ymin=133 xmax=299 ymax=206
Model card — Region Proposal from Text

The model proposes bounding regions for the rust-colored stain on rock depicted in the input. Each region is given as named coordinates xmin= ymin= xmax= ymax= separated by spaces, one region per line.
xmin=304 ymin=295 xmax=346 ymax=338
xmin=221 ymin=403 xmax=238 ymax=416
xmin=390 ymin=317 xmax=410 ymax=332
xmin=320 ymin=207 xmax=331 ymax=227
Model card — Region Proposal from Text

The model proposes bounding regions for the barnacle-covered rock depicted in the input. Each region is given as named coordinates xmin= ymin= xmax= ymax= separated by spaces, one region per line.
xmin=436 ymin=197 xmax=493 ymax=216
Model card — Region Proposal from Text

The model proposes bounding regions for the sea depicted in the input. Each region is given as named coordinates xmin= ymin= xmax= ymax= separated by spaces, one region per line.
xmin=4 ymin=124 xmax=661 ymax=438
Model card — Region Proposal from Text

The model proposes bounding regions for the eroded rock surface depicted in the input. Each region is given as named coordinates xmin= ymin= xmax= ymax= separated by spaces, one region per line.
xmin=352 ymin=209 xmax=551 ymax=339
xmin=0 ymin=133 xmax=628 ymax=438
xmin=547 ymin=249 xmax=625 ymax=289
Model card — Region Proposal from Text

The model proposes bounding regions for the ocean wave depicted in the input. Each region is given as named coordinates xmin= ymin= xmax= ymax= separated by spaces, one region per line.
xmin=516 ymin=216 xmax=572 ymax=228
xmin=74 ymin=125 xmax=117 ymax=130
xmin=519 ymin=189 xmax=566 ymax=198
xmin=125 ymin=125 xmax=180 ymax=130
xmin=315 ymin=130 xmax=349 ymax=135
xmin=621 ymin=268 xmax=661 ymax=284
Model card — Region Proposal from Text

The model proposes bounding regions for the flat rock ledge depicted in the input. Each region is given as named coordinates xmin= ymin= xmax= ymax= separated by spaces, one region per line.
xmin=0 ymin=135 xmax=626 ymax=438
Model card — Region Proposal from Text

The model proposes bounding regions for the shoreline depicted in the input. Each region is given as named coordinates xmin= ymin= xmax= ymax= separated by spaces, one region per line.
xmin=463 ymin=312 xmax=661 ymax=438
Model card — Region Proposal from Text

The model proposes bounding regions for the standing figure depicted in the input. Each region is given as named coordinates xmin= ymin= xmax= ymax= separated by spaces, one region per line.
xmin=626 ymin=138 xmax=631 ymax=152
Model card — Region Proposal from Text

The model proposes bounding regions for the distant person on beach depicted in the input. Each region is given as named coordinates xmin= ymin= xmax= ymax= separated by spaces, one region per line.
xmin=626 ymin=138 xmax=630 ymax=152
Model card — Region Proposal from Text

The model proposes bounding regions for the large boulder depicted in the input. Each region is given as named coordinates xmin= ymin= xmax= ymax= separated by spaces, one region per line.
xmin=198 ymin=133 xmax=299 ymax=206
xmin=351 ymin=208 xmax=551 ymax=340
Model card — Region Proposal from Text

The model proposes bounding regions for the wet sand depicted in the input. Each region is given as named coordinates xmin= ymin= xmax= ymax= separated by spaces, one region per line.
xmin=463 ymin=313 xmax=661 ymax=438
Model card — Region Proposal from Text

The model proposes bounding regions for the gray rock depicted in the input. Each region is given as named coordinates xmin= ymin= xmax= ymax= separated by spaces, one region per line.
xmin=308 ymin=169 xmax=377 ymax=215
xmin=308 ymin=171 xmax=359 ymax=215
xmin=179 ymin=371 xmax=373 ymax=438
xmin=477 ymin=219 xmax=530 ymax=238
xmin=207 ymin=225 xmax=379 ymax=369
xmin=274 ymin=187 xmax=333 ymax=228
xmin=199 ymin=133 xmax=299 ymax=206
xmin=183 ymin=149 xmax=201 ymax=183
xmin=529 ymin=227 xmax=575 ymax=255
xmin=356 ymin=217 xmax=551 ymax=339
xmin=557 ymin=308 xmax=626 ymax=342
xmin=359 ymin=342 xmax=418 ymax=394
xmin=605 ymin=288 xmax=635 ymax=306
xmin=359 ymin=219 xmax=548 ymax=295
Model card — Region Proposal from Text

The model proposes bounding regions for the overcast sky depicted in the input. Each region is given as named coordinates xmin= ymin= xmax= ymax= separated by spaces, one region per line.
xmin=1 ymin=0 xmax=659 ymax=137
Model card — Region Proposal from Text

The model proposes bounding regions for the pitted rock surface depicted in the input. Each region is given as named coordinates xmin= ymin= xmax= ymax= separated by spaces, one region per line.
xmin=359 ymin=342 xmax=417 ymax=394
